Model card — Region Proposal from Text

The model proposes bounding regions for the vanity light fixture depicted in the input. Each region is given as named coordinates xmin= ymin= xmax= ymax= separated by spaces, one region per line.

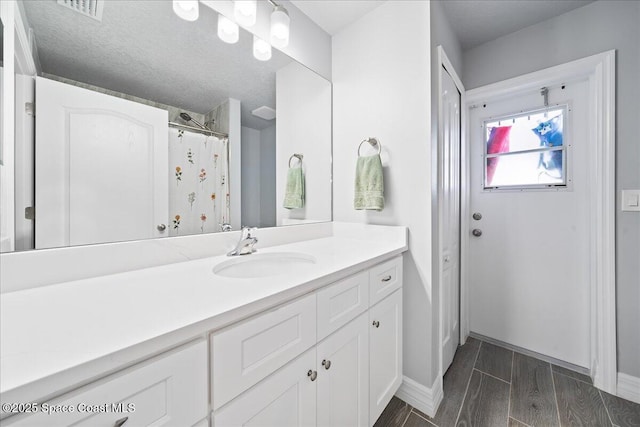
xmin=234 ymin=0 xmax=257 ymax=27
xmin=253 ymin=35 xmax=272 ymax=61
xmin=218 ymin=14 xmax=240 ymax=44
xmin=269 ymin=1 xmax=290 ymax=49
xmin=172 ymin=0 xmax=199 ymax=22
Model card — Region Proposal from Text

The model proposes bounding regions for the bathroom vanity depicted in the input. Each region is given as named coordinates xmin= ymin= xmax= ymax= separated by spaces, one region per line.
xmin=0 ymin=224 xmax=407 ymax=426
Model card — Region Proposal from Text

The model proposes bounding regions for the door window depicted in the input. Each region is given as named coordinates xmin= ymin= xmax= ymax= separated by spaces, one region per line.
xmin=484 ymin=106 xmax=568 ymax=189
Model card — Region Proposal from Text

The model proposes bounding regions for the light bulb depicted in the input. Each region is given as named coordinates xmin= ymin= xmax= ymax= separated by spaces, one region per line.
xmin=270 ymin=5 xmax=290 ymax=49
xmin=234 ymin=0 xmax=257 ymax=27
xmin=253 ymin=35 xmax=272 ymax=61
xmin=218 ymin=14 xmax=239 ymax=44
xmin=173 ymin=0 xmax=199 ymax=22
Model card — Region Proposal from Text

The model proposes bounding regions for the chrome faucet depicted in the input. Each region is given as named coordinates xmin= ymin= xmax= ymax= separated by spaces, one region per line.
xmin=227 ymin=226 xmax=258 ymax=256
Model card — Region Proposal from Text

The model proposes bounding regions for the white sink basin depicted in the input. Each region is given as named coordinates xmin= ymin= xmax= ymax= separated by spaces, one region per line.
xmin=213 ymin=252 xmax=317 ymax=279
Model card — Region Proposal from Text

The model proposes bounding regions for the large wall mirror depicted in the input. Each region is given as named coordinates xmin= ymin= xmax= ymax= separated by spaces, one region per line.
xmin=0 ymin=0 xmax=331 ymax=253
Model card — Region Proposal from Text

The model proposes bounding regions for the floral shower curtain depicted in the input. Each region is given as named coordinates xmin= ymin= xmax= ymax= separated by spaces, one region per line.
xmin=168 ymin=128 xmax=229 ymax=236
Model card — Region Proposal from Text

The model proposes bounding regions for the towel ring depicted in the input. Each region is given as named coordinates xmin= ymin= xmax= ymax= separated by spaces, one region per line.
xmin=289 ymin=153 xmax=303 ymax=168
xmin=357 ymin=137 xmax=381 ymax=156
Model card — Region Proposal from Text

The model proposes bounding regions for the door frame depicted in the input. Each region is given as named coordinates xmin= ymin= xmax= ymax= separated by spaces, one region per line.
xmin=436 ymin=45 xmax=466 ymax=380
xmin=461 ymin=50 xmax=617 ymax=394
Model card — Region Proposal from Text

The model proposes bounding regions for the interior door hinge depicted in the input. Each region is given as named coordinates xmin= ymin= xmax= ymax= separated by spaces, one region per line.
xmin=25 ymin=206 xmax=35 ymax=220
xmin=25 ymin=102 xmax=35 ymax=116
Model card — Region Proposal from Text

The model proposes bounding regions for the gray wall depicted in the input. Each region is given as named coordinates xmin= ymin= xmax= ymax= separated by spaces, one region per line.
xmin=462 ymin=0 xmax=640 ymax=377
xmin=241 ymin=126 xmax=261 ymax=228
xmin=260 ymin=125 xmax=277 ymax=227
xmin=241 ymin=125 xmax=277 ymax=229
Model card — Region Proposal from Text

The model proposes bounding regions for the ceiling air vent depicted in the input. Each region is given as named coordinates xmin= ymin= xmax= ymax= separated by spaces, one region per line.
xmin=252 ymin=106 xmax=276 ymax=121
xmin=57 ymin=0 xmax=104 ymax=21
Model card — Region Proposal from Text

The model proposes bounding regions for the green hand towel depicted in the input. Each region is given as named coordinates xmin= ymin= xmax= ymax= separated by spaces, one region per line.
xmin=354 ymin=154 xmax=384 ymax=210
xmin=283 ymin=166 xmax=305 ymax=209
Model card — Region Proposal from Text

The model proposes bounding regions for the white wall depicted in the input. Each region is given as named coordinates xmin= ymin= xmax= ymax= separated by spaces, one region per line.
xmin=462 ymin=0 xmax=640 ymax=379
xmin=332 ymin=0 xmax=435 ymax=388
xmin=241 ymin=126 xmax=261 ymax=227
xmin=201 ymin=0 xmax=331 ymax=80
xmin=276 ymin=61 xmax=332 ymax=226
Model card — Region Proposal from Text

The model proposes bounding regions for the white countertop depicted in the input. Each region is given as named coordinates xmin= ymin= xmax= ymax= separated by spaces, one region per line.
xmin=1 ymin=226 xmax=407 ymax=404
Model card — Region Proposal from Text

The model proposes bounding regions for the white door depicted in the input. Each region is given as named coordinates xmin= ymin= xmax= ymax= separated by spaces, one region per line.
xmin=440 ymin=66 xmax=461 ymax=373
xmin=316 ymin=313 xmax=369 ymax=427
xmin=468 ymin=78 xmax=590 ymax=367
xmin=212 ymin=348 xmax=317 ymax=427
xmin=35 ymin=77 xmax=168 ymax=249
xmin=369 ymin=289 xmax=403 ymax=424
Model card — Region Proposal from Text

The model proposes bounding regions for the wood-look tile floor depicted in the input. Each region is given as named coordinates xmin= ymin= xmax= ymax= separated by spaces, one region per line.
xmin=375 ymin=337 xmax=640 ymax=427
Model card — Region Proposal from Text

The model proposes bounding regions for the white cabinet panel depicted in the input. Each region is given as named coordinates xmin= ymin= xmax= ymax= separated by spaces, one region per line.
xmin=6 ymin=340 xmax=207 ymax=427
xmin=316 ymin=313 xmax=369 ymax=427
xmin=212 ymin=294 xmax=317 ymax=410
xmin=212 ymin=349 xmax=317 ymax=427
xmin=369 ymin=289 xmax=403 ymax=423
xmin=317 ymin=271 xmax=369 ymax=341
xmin=369 ymin=256 xmax=402 ymax=306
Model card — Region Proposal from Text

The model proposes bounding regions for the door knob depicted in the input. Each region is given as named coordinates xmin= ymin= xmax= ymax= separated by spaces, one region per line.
xmin=157 ymin=224 xmax=167 ymax=232
xmin=473 ymin=212 xmax=482 ymax=220
xmin=472 ymin=229 xmax=482 ymax=237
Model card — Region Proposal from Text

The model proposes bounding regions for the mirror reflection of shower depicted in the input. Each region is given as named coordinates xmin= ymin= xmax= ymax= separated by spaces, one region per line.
xmin=179 ymin=112 xmax=215 ymax=132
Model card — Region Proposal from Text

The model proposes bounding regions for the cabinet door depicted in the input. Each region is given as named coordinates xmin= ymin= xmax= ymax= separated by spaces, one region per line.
xmin=213 ymin=349 xmax=317 ymax=427
xmin=369 ymin=289 xmax=403 ymax=424
xmin=212 ymin=294 xmax=316 ymax=410
xmin=316 ymin=313 xmax=369 ymax=427
xmin=6 ymin=340 xmax=208 ymax=427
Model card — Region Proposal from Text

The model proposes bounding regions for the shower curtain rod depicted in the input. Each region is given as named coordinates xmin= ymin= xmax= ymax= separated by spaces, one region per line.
xmin=168 ymin=121 xmax=229 ymax=139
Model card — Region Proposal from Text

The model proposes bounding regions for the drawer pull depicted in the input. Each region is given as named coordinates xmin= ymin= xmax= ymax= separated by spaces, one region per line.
xmin=372 ymin=320 xmax=380 ymax=328
xmin=114 ymin=417 xmax=129 ymax=427
xmin=307 ymin=370 xmax=317 ymax=381
xmin=381 ymin=275 xmax=392 ymax=282
xmin=322 ymin=359 xmax=332 ymax=370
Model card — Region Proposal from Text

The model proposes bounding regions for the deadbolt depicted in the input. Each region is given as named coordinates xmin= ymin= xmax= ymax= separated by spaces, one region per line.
xmin=472 ymin=212 xmax=482 ymax=220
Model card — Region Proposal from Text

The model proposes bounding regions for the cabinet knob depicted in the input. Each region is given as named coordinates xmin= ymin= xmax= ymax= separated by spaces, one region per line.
xmin=307 ymin=369 xmax=317 ymax=381
xmin=381 ymin=275 xmax=392 ymax=282
xmin=372 ymin=320 xmax=380 ymax=328
xmin=322 ymin=359 xmax=332 ymax=370
xmin=114 ymin=417 xmax=129 ymax=427
xmin=157 ymin=223 xmax=167 ymax=232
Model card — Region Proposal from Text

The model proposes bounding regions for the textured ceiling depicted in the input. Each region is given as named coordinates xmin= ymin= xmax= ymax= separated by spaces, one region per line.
xmin=439 ymin=0 xmax=595 ymax=50
xmin=290 ymin=0 xmax=385 ymax=35
xmin=23 ymin=0 xmax=298 ymax=130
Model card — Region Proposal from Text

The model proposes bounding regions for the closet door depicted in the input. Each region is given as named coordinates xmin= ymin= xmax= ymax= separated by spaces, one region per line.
xmin=35 ymin=77 xmax=168 ymax=249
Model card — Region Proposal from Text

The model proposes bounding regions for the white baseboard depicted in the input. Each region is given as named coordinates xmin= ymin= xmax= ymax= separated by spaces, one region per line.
xmin=617 ymin=373 xmax=640 ymax=404
xmin=395 ymin=375 xmax=443 ymax=418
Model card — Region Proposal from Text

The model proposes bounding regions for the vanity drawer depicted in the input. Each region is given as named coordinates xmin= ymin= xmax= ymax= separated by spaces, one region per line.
xmin=5 ymin=340 xmax=208 ymax=427
xmin=316 ymin=271 xmax=369 ymax=341
xmin=369 ymin=255 xmax=403 ymax=306
xmin=211 ymin=293 xmax=316 ymax=411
